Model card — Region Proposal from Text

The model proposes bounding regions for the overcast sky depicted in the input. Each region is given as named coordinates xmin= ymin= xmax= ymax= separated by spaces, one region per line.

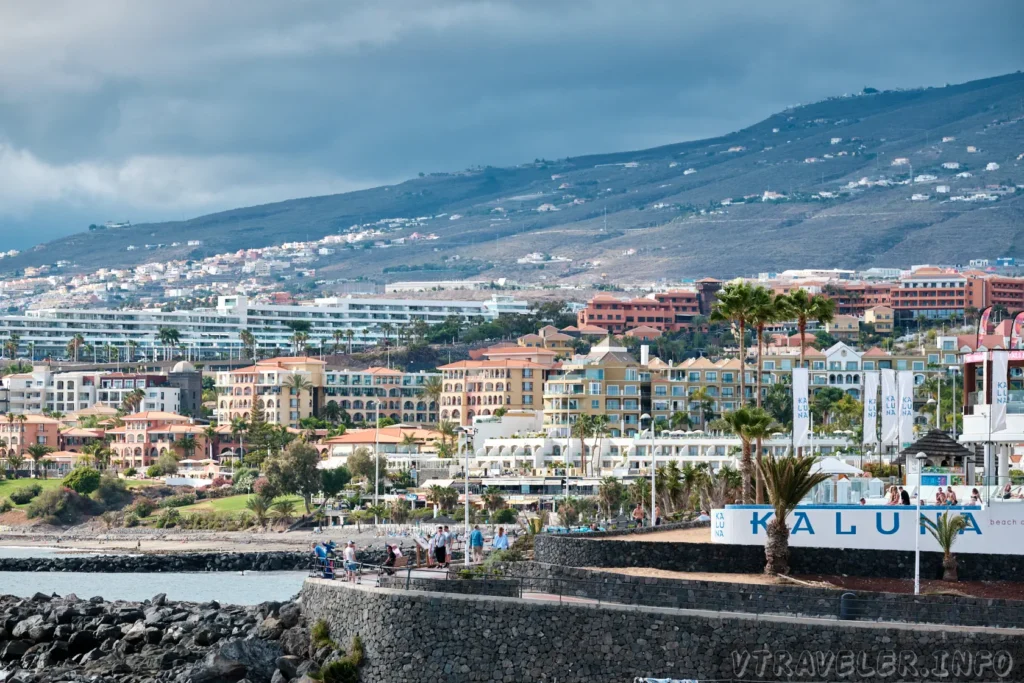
xmin=0 ymin=0 xmax=1020 ymax=247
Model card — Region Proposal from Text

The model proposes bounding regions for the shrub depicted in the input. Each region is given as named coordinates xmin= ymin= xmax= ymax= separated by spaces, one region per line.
xmin=124 ymin=467 xmax=138 ymax=478
xmin=27 ymin=488 xmax=89 ymax=525
xmin=0 ymin=498 xmax=12 ymax=513
xmin=317 ymin=635 xmax=365 ymax=683
xmin=130 ymin=499 xmax=156 ymax=518
xmin=10 ymin=483 xmax=42 ymax=505
xmin=232 ymin=468 xmax=258 ymax=494
xmin=92 ymin=474 xmax=131 ymax=510
xmin=311 ymin=620 xmax=335 ymax=651
xmin=154 ymin=508 xmax=180 ymax=529
xmin=211 ymin=476 xmax=227 ymax=487
xmin=492 ymin=508 xmax=517 ymax=524
xmin=160 ymin=493 xmax=196 ymax=508
xmin=146 ymin=465 xmax=163 ymax=479
xmin=63 ymin=466 xmax=101 ymax=495
xmin=252 ymin=477 xmax=276 ymax=497
xmin=123 ymin=513 xmax=140 ymax=528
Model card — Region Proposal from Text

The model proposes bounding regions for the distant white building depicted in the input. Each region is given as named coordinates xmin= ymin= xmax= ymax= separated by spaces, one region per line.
xmin=942 ymin=136 xmax=956 ymax=143
xmin=762 ymin=191 xmax=786 ymax=201
xmin=830 ymin=137 xmax=842 ymax=145
xmin=911 ymin=193 xmax=929 ymax=201
xmin=936 ymin=185 xmax=950 ymax=194
xmin=967 ymin=146 xmax=978 ymax=153
xmin=683 ymin=168 xmax=697 ymax=175
xmin=891 ymin=158 xmax=910 ymax=166
xmin=986 ymin=162 xmax=1001 ymax=171
xmin=941 ymin=162 xmax=960 ymax=170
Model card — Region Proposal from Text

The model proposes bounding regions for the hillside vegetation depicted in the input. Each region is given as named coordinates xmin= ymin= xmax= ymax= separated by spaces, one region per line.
xmin=9 ymin=72 xmax=1024 ymax=281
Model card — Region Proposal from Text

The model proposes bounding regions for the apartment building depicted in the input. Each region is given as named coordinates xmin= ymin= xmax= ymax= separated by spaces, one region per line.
xmin=323 ymin=367 xmax=439 ymax=425
xmin=822 ymin=282 xmax=894 ymax=315
xmin=46 ymin=371 xmax=97 ymax=414
xmin=864 ymin=305 xmax=894 ymax=334
xmin=824 ymin=315 xmax=860 ymax=342
xmin=517 ymin=325 xmax=574 ymax=358
xmin=0 ymin=414 xmax=60 ymax=457
xmin=95 ymin=373 xmax=181 ymax=413
xmin=215 ymin=357 xmax=326 ymax=428
xmin=890 ymin=270 xmax=968 ymax=322
xmin=661 ymin=357 xmax=747 ymax=427
xmin=439 ymin=350 xmax=550 ymax=426
xmin=0 ymin=293 xmax=528 ymax=360
xmin=3 ymin=368 xmax=49 ymax=415
xmin=106 ymin=411 xmax=207 ymax=470
xmin=576 ymin=289 xmax=702 ymax=334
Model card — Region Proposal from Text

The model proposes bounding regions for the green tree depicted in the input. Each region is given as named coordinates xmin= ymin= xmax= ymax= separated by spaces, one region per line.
xmin=62 ymin=466 xmax=101 ymax=494
xmin=179 ymin=434 xmax=197 ymax=460
xmin=346 ymin=447 xmax=388 ymax=494
xmin=723 ymin=407 xmax=776 ymax=504
xmin=157 ymin=327 xmax=181 ymax=361
xmin=25 ymin=444 xmax=53 ymax=479
xmin=246 ymin=495 xmax=272 ymax=528
xmin=427 ymin=484 xmax=458 ymax=511
xmin=263 ymin=440 xmax=323 ymax=513
xmin=482 ymin=486 xmax=506 ymax=514
xmin=597 ymin=476 xmax=625 ymax=519
xmin=780 ymin=289 xmax=836 ymax=368
xmin=320 ymin=466 xmax=352 ymax=508
xmin=920 ymin=510 xmax=970 ymax=582
xmin=763 ymin=376 xmax=793 ymax=429
xmin=759 ymin=453 xmax=830 ymax=575
xmin=157 ymin=451 xmax=179 ymax=475
xmin=710 ymin=281 xmax=755 ymax=405
xmin=270 ymin=497 xmax=299 ymax=525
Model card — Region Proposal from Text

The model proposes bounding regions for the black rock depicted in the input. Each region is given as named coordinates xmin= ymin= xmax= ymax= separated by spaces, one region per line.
xmin=151 ymin=593 xmax=167 ymax=607
xmin=194 ymin=627 xmax=220 ymax=646
xmin=2 ymin=639 xmax=31 ymax=660
xmin=30 ymin=593 xmax=51 ymax=603
xmin=12 ymin=615 xmax=44 ymax=639
xmin=275 ymin=655 xmax=301 ymax=679
xmin=68 ymin=630 xmax=98 ymax=655
xmin=277 ymin=603 xmax=300 ymax=629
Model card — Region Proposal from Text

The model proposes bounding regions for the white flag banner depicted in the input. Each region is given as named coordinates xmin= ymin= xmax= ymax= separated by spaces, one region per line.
xmin=862 ymin=371 xmax=879 ymax=446
xmin=881 ymin=369 xmax=898 ymax=446
xmin=792 ymin=368 xmax=810 ymax=449
xmin=897 ymin=370 xmax=915 ymax=448
xmin=992 ymin=350 xmax=1009 ymax=433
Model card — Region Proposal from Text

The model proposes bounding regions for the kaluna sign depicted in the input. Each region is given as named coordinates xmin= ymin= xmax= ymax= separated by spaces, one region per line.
xmin=711 ymin=504 xmax=1024 ymax=554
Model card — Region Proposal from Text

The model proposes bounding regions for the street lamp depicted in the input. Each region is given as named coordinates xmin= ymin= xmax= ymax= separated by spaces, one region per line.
xmin=914 ymin=451 xmax=928 ymax=596
xmin=458 ymin=427 xmax=472 ymax=567
xmin=926 ymin=397 xmax=937 ymax=430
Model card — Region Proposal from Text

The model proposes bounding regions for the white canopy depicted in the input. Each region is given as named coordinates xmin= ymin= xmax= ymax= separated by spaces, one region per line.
xmin=812 ymin=456 xmax=863 ymax=476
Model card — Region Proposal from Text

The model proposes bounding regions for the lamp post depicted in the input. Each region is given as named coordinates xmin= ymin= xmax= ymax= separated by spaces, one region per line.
xmin=914 ymin=451 xmax=928 ymax=596
xmin=640 ymin=413 xmax=654 ymax=526
xmin=373 ymin=399 xmax=380 ymax=525
xmin=460 ymin=428 xmax=471 ymax=567
xmin=950 ymin=367 xmax=958 ymax=439
xmin=926 ymin=397 xmax=937 ymax=430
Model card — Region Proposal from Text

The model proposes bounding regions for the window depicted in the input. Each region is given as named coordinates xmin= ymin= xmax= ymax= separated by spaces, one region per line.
xmin=624 ymin=385 xmax=639 ymax=396
xmin=625 ymin=369 xmax=638 ymax=381
xmin=606 ymin=399 xmax=621 ymax=410
xmin=722 ymin=372 xmax=734 ymax=383
xmin=942 ymin=340 xmax=955 ymax=351
xmin=896 ymin=360 xmax=908 ymax=370
xmin=523 ymin=369 xmax=534 ymax=378
xmin=653 ymin=400 xmax=668 ymax=411
xmin=606 ymin=385 xmax=620 ymax=396
xmin=928 ymin=354 xmax=939 ymax=364
xmin=523 ymin=395 xmax=534 ymax=405
xmin=705 ymin=372 xmax=717 ymax=382
xmin=589 ymin=382 xmax=602 ymax=395
xmin=863 ymin=361 xmax=875 ymax=370
xmin=722 ymin=387 xmax=734 ymax=397
xmin=591 ymin=400 xmax=600 ymax=409
xmin=523 ymin=382 xmax=534 ymax=392
xmin=829 ymin=362 xmax=841 ymax=370
xmin=654 ymin=385 xmax=667 ymax=396
xmin=944 ymin=354 xmax=957 ymax=365
xmin=762 ymin=361 xmax=775 ymax=370
xmin=671 ymin=386 xmax=685 ymax=396
xmin=688 ymin=371 xmax=700 ymax=382
xmin=812 ymin=361 xmax=825 ymax=370
xmin=845 ymin=361 xmax=858 ymax=371
xmin=912 ymin=361 xmax=925 ymax=371
xmin=623 ymin=399 xmax=639 ymax=410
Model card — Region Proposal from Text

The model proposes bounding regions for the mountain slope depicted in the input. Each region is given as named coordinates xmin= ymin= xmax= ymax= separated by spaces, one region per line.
xmin=8 ymin=71 xmax=1024 ymax=281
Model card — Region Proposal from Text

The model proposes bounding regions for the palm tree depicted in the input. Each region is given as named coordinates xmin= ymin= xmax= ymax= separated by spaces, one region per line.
xmin=323 ymin=401 xmax=341 ymax=425
xmin=780 ymin=289 xmax=836 ymax=368
xmin=690 ymin=388 xmax=716 ymax=429
xmin=290 ymin=331 xmax=309 ymax=356
xmin=628 ymin=478 xmax=651 ymax=515
xmin=723 ymin=407 xmax=776 ymax=504
xmin=246 ymin=495 xmax=272 ymax=528
xmin=482 ymin=486 xmax=506 ymax=514
xmin=921 ymin=510 xmax=970 ymax=581
xmin=422 ymin=376 xmax=443 ymax=421
xmin=597 ymin=476 xmax=625 ymax=520
xmin=758 ymin=453 xmax=830 ymax=575
xmin=332 ymin=330 xmax=344 ymax=354
xmin=345 ymin=329 xmax=355 ymax=354
xmin=230 ymin=417 xmax=248 ymax=462
xmin=203 ymin=425 xmax=219 ymax=459
xmin=388 ymin=498 xmax=411 ymax=523
xmin=127 ymin=339 xmax=139 ymax=361
xmin=25 ymin=444 xmax=53 ymax=479
xmin=285 ymin=373 xmax=312 ymax=396
xmin=710 ymin=281 xmax=755 ymax=405
xmin=270 ymin=498 xmax=299 ymax=526
xmin=67 ymin=334 xmax=85 ymax=362
xmin=380 ymin=323 xmax=395 ymax=346
xmin=570 ymin=414 xmax=596 ymax=475
xmin=157 ymin=327 xmax=181 ymax=361
xmin=4 ymin=333 xmax=20 ymax=359
xmin=437 ymin=420 xmax=458 ymax=454
xmin=655 ymin=460 xmax=684 ymax=514
xmin=399 ymin=432 xmax=418 ymax=454
xmin=669 ymin=411 xmax=691 ymax=431
xmin=239 ymin=329 xmax=256 ymax=359
xmin=179 ymin=434 xmax=198 ymax=460
xmin=6 ymin=451 xmax=25 ymax=478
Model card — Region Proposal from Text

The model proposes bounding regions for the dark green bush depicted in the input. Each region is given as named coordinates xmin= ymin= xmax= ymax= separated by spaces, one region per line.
xmin=160 ymin=493 xmax=196 ymax=508
xmin=27 ymin=488 xmax=88 ymax=525
xmin=0 ymin=498 xmax=12 ymax=513
xmin=10 ymin=483 xmax=42 ymax=505
xmin=92 ymin=474 xmax=131 ymax=510
xmin=146 ymin=465 xmax=162 ymax=478
xmin=130 ymin=498 xmax=156 ymax=518
xmin=62 ymin=467 xmax=101 ymax=495
xmin=492 ymin=508 xmax=517 ymax=524
xmin=154 ymin=508 xmax=180 ymax=529
xmin=124 ymin=467 xmax=138 ymax=477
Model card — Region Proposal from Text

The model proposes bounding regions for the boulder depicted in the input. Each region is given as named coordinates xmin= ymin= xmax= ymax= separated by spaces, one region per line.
xmin=256 ymin=616 xmax=284 ymax=641
xmin=151 ymin=593 xmax=167 ymax=607
xmin=275 ymin=655 xmax=301 ymax=679
xmin=1 ymin=639 xmax=31 ymax=660
xmin=279 ymin=627 xmax=310 ymax=657
xmin=122 ymin=621 xmax=148 ymax=643
xmin=277 ymin=603 xmax=301 ymax=629
xmin=12 ymin=615 xmax=44 ymax=639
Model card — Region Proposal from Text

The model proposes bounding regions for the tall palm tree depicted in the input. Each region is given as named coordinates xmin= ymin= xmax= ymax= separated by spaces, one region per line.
xmin=345 ymin=329 xmax=355 ymax=354
xmin=230 ymin=417 xmax=248 ymax=462
xmin=669 ymin=411 xmax=691 ymax=431
xmin=203 ymin=425 xmax=219 ymax=459
xmin=239 ymin=329 xmax=256 ymax=359
xmin=759 ymin=453 xmax=830 ymax=575
xmin=570 ymin=414 xmax=596 ymax=475
xmin=690 ymin=388 xmax=716 ymax=429
xmin=157 ymin=327 xmax=181 ymax=361
xmin=399 ymin=432 xmax=418 ymax=454
xmin=290 ymin=331 xmax=309 ymax=356
xmin=437 ymin=420 xmax=458 ymax=454
xmin=285 ymin=373 xmax=312 ymax=395
xmin=482 ymin=486 xmax=506 ymax=514
xmin=780 ymin=289 xmax=836 ymax=368
xmin=748 ymin=287 xmax=788 ymax=408
xmin=710 ymin=281 xmax=755 ymax=405
xmin=743 ymin=409 xmax=778 ymax=504
xmin=127 ymin=339 xmax=139 ymax=361
xmin=6 ymin=451 xmax=25 ymax=478
xmin=597 ymin=476 xmax=625 ymax=519
xmin=67 ymin=334 xmax=85 ymax=362
xmin=921 ymin=510 xmax=970 ymax=582
xmin=4 ymin=333 xmax=20 ymax=360
xmin=25 ymin=444 xmax=53 ymax=479
xmin=722 ymin=407 xmax=776 ymax=504
xmin=179 ymin=434 xmax=198 ymax=459
xmin=332 ymin=330 xmax=344 ymax=354
xmin=590 ymin=414 xmax=610 ymax=474
xmin=422 ymin=376 xmax=443 ymax=421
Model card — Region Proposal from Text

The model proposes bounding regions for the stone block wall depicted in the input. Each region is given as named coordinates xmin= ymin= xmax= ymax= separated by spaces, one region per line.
xmin=533 ymin=534 xmax=1024 ymax=581
xmin=377 ymin=575 xmax=521 ymax=598
xmin=301 ymin=578 xmax=1023 ymax=683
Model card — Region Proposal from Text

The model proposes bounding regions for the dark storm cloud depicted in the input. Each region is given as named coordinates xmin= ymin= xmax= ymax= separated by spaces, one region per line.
xmin=0 ymin=0 xmax=1020 ymax=245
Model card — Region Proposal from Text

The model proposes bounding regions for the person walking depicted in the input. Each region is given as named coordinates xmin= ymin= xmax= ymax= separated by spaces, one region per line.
xmin=492 ymin=527 xmax=509 ymax=550
xmin=632 ymin=503 xmax=645 ymax=527
xmin=433 ymin=525 xmax=448 ymax=568
xmin=654 ymin=504 xmax=662 ymax=526
xmin=469 ymin=525 xmax=484 ymax=563
xmin=443 ymin=525 xmax=454 ymax=567
xmin=343 ymin=541 xmax=358 ymax=583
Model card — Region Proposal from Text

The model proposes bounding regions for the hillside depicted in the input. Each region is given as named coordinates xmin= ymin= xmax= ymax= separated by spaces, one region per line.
xmin=7 ymin=72 xmax=1024 ymax=282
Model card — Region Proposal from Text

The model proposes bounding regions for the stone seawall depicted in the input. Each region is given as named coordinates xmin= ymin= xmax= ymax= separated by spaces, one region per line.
xmin=0 ymin=551 xmax=310 ymax=573
xmin=301 ymin=578 xmax=1024 ymax=682
xmin=533 ymin=534 xmax=1024 ymax=581
xmin=377 ymin=575 xmax=520 ymax=598
xmin=497 ymin=561 xmax=1024 ymax=629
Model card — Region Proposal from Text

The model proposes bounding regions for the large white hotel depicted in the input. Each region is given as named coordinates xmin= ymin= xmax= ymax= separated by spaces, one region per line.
xmin=0 ymin=294 xmax=528 ymax=360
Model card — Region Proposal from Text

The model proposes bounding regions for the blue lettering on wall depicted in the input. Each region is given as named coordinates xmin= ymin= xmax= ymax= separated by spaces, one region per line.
xmin=876 ymin=512 xmax=900 ymax=535
xmin=835 ymin=512 xmax=856 ymax=535
xmin=792 ymin=511 xmax=815 ymax=535
xmin=961 ymin=513 xmax=982 ymax=535
xmin=750 ymin=511 xmax=773 ymax=535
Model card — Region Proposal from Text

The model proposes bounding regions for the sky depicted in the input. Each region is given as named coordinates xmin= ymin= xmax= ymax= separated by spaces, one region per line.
xmin=0 ymin=0 xmax=1021 ymax=248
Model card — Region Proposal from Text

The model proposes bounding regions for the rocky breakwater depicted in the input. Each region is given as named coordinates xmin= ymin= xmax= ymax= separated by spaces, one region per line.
xmin=0 ymin=552 xmax=310 ymax=573
xmin=0 ymin=590 xmax=350 ymax=682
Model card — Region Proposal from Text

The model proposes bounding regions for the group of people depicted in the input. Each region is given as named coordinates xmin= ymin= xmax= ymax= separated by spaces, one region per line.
xmin=877 ymin=484 xmax=977 ymax=506
xmin=428 ymin=525 xmax=454 ymax=568
xmin=631 ymin=503 xmax=663 ymax=527
xmin=311 ymin=539 xmax=360 ymax=582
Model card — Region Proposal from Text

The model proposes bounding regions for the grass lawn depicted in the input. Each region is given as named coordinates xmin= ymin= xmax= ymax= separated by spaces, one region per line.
xmin=176 ymin=493 xmax=303 ymax=515
xmin=0 ymin=478 xmax=64 ymax=504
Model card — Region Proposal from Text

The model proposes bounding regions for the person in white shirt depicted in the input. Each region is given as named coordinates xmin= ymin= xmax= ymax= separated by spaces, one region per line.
xmin=433 ymin=526 xmax=447 ymax=567
xmin=343 ymin=541 xmax=358 ymax=583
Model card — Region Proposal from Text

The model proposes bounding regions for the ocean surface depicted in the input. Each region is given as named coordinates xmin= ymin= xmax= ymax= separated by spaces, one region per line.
xmin=0 ymin=570 xmax=307 ymax=604
xmin=0 ymin=546 xmax=306 ymax=604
